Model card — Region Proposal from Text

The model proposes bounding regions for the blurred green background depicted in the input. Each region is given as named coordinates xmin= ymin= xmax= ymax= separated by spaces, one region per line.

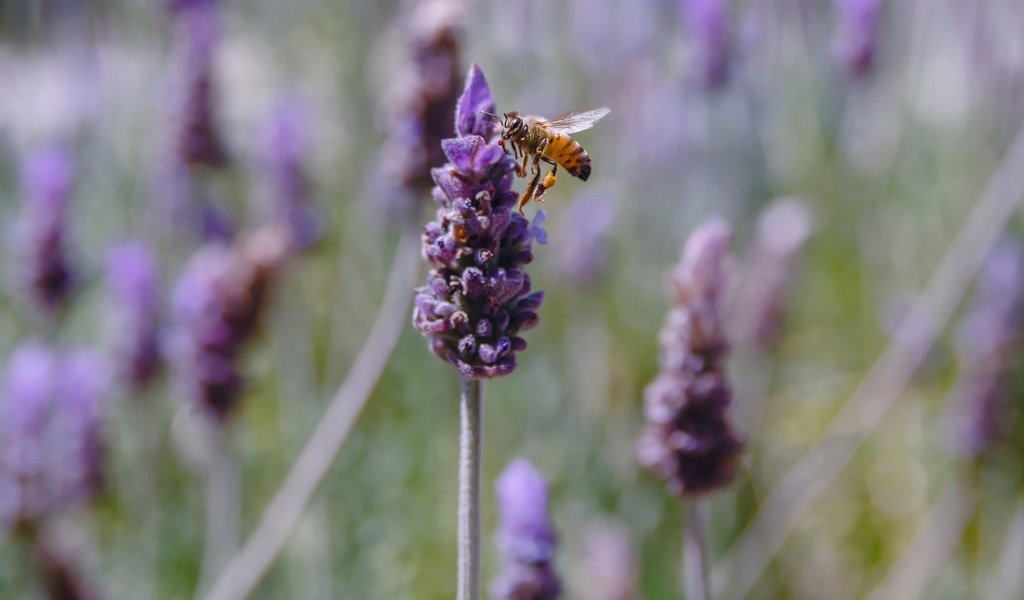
xmin=1 ymin=0 xmax=1023 ymax=598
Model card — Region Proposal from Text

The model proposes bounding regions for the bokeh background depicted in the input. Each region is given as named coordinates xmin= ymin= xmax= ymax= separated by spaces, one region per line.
xmin=1 ymin=0 xmax=1024 ymax=598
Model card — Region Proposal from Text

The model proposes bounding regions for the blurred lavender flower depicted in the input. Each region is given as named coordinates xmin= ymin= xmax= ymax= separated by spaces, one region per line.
xmin=490 ymin=458 xmax=561 ymax=600
xmin=260 ymin=95 xmax=319 ymax=249
xmin=576 ymin=521 xmax=637 ymax=600
xmin=637 ymin=219 xmax=742 ymax=495
xmin=376 ymin=0 xmax=464 ymax=218
xmin=106 ymin=241 xmax=163 ymax=390
xmin=833 ymin=0 xmax=882 ymax=77
xmin=736 ymin=198 xmax=813 ymax=351
xmin=170 ymin=225 xmax=291 ymax=422
xmin=412 ymin=65 xmax=545 ymax=379
xmin=555 ymin=190 xmax=616 ymax=288
xmin=944 ymin=240 xmax=1024 ymax=458
xmin=12 ymin=147 xmax=76 ymax=312
xmin=0 ymin=343 xmax=109 ymax=530
xmin=170 ymin=0 xmax=228 ymax=169
xmin=681 ymin=0 xmax=731 ymax=89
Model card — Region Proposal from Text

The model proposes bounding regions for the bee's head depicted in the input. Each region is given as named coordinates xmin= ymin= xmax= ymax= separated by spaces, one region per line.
xmin=500 ymin=111 xmax=526 ymax=140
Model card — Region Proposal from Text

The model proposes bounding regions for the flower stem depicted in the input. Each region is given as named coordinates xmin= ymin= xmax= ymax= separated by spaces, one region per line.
xmin=458 ymin=378 xmax=483 ymax=600
xmin=684 ymin=500 xmax=710 ymax=600
xmin=201 ymin=222 xmax=421 ymax=600
xmin=198 ymin=426 xmax=239 ymax=597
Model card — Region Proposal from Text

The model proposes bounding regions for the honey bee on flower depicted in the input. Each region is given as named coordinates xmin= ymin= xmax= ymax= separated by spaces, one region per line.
xmin=486 ymin=107 xmax=610 ymax=214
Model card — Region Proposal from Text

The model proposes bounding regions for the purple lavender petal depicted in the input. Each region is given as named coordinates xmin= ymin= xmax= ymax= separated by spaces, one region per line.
xmin=455 ymin=64 xmax=497 ymax=139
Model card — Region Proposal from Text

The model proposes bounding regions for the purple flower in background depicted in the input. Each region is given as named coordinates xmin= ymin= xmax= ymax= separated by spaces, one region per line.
xmin=376 ymin=0 xmax=464 ymax=218
xmin=638 ymin=219 xmax=742 ymax=495
xmin=555 ymin=190 xmax=616 ymax=288
xmin=12 ymin=147 xmax=76 ymax=312
xmin=412 ymin=65 xmax=545 ymax=379
xmin=169 ymin=226 xmax=291 ymax=422
xmin=0 ymin=343 xmax=109 ymax=530
xmin=106 ymin=241 xmax=163 ymax=390
xmin=944 ymin=239 xmax=1024 ymax=458
xmin=736 ymin=198 xmax=813 ymax=350
xmin=834 ymin=0 xmax=882 ymax=77
xmin=171 ymin=0 xmax=228 ymax=169
xmin=261 ymin=95 xmax=319 ymax=249
xmin=490 ymin=458 xmax=561 ymax=600
xmin=681 ymin=0 xmax=731 ymax=89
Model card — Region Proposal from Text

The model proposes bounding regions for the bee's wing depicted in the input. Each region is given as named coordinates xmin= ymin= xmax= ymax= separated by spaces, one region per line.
xmin=542 ymin=107 xmax=610 ymax=134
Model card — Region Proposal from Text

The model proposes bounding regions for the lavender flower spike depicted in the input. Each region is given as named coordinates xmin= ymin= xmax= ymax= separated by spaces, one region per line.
xmin=490 ymin=458 xmax=561 ymax=600
xmin=944 ymin=239 xmax=1024 ymax=458
xmin=833 ymin=0 xmax=882 ymax=77
xmin=13 ymin=147 xmax=76 ymax=312
xmin=412 ymin=65 xmax=545 ymax=379
xmin=261 ymin=95 xmax=319 ymax=249
xmin=377 ymin=0 xmax=464 ymax=217
xmin=170 ymin=225 xmax=291 ymax=422
xmin=106 ymin=241 xmax=163 ymax=390
xmin=681 ymin=0 xmax=731 ymax=89
xmin=738 ymin=198 xmax=813 ymax=350
xmin=637 ymin=218 xmax=742 ymax=495
xmin=0 ymin=343 xmax=109 ymax=530
xmin=171 ymin=0 xmax=228 ymax=169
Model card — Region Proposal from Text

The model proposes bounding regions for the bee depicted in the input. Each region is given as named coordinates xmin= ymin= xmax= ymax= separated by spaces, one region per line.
xmin=489 ymin=107 xmax=610 ymax=214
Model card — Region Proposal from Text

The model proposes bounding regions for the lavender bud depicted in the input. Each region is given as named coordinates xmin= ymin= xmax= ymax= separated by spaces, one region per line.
xmin=944 ymin=240 xmax=1024 ymax=458
xmin=736 ymin=198 xmax=813 ymax=351
xmin=555 ymin=190 xmax=616 ymax=288
xmin=169 ymin=225 xmax=290 ymax=422
xmin=376 ymin=0 xmax=464 ymax=217
xmin=12 ymin=147 xmax=76 ymax=312
xmin=638 ymin=219 xmax=742 ymax=496
xmin=412 ymin=65 xmax=545 ymax=379
xmin=0 ymin=343 xmax=109 ymax=530
xmin=681 ymin=0 xmax=731 ymax=89
xmin=490 ymin=459 xmax=562 ymax=600
xmin=833 ymin=0 xmax=882 ymax=77
xmin=171 ymin=0 xmax=228 ymax=169
xmin=260 ymin=95 xmax=319 ymax=249
xmin=106 ymin=241 xmax=163 ymax=390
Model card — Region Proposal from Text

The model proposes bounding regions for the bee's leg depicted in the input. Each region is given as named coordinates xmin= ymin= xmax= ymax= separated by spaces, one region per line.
xmin=518 ymin=169 xmax=541 ymax=214
xmin=533 ymin=158 xmax=559 ymax=202
xmin=517 ymin=152 xmax=528 ymax=178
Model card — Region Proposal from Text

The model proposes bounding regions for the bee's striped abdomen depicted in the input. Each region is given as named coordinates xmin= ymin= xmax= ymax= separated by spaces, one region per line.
xmin=543 ymin=133 xmax=593 ymax=181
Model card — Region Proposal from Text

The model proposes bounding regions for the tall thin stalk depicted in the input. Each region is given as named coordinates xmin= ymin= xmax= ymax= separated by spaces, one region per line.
xmin=457 ymin=378 xmax=483 ymax=600
xmin=202 ymin=223 xmax=421 ymax=600
xmin=197 ymin=427 xmax=239 ymax=598
xmin=684 ymin=501 xmax=710 ymax=600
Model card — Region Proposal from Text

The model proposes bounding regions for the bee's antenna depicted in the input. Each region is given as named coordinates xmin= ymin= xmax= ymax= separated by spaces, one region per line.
xmin=480 ymin=110 xmax=499 ymax=120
